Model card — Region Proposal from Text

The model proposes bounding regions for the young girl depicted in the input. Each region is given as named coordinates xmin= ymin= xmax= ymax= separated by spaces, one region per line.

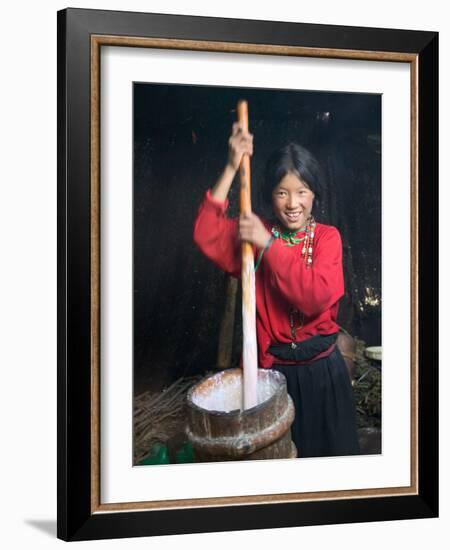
xmin=193 ymin=122 xmax=360 ymax=458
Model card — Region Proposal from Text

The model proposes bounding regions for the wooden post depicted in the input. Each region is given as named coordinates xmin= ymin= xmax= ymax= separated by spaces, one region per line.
xmin=216 ymin=276 xmax=238 ymax=370
xmin=237 ymin=100 xmax=258 ymax=410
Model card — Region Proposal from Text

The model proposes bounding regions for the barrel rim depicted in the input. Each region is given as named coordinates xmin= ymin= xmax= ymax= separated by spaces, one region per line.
xmin=186 ymin=367 xmax=287 ymax=417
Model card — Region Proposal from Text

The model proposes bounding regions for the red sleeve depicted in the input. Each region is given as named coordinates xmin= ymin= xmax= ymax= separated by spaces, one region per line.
xmin=262 ymin=226 xmax=344 ymax=317
xmin=193 ymin=189 xmax=241 ymax=278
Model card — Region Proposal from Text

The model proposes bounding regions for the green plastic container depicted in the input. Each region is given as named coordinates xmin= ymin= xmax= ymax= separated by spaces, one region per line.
xmin=140 ymin=442 xmax=170 ymax=465
xmin=175 ymin=441 xmax=195 ymax=464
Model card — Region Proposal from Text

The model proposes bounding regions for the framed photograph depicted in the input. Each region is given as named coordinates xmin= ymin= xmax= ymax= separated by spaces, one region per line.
xmin=57 ymin=7 xmax=438 ymax=541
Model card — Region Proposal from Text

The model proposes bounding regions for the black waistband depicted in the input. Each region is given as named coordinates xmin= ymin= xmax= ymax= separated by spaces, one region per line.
xmin=268 ymin=332 xmax=338 ymax=362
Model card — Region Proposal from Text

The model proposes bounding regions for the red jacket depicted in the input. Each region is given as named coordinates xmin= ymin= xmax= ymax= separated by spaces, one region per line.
xmin=193 ymin=189 xmax=344 ymax=369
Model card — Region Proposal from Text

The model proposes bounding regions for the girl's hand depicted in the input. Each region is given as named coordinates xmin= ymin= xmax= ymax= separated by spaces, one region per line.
xmin=227 ymin=122 xmax=253 ymax=171
xmin=239 ymin=212 xmax=272 ymax=250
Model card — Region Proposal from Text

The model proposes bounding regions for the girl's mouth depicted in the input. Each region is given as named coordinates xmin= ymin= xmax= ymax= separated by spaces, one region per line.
xmin=285 ymin=211 xmax=302 ymax=221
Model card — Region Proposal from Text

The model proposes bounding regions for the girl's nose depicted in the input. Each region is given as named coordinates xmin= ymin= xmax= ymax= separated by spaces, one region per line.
xmin=287 ymin=195 xmax=297 ymax=208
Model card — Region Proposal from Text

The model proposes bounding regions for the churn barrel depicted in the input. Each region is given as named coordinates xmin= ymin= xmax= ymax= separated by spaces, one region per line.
xmin=186 ymin=368 xmax=297 ymax=461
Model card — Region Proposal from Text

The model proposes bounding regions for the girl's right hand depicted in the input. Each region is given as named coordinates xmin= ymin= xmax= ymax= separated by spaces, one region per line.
xmin=227 ymin=122 xmax=254 ymax=172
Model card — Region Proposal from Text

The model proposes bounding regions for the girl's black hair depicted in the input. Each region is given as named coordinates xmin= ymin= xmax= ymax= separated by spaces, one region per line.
xmin=262 ymin=143 xmax=324 ymax=213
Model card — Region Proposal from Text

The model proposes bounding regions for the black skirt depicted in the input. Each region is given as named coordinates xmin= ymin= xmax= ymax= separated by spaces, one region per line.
xmin=272 ymin=347 xmax=360 ymax=458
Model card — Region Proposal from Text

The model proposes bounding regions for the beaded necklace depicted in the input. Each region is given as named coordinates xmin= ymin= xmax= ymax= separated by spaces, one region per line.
xmin=254 ymin=216 xmax=316 ymax=279
xmin=272 ymin=217 xmax=316 ymax=347
xmin=271 ymin=216 xmax=316 ymax=267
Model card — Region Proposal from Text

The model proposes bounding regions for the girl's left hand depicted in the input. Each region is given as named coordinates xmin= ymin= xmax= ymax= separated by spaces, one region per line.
xmin=238 ymin=212 xmax=272 ymax=250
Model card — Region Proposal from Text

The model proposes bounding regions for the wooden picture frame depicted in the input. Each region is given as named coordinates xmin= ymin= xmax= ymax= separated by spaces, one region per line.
xmin=57 ymin=7 xmax=438 ymax=541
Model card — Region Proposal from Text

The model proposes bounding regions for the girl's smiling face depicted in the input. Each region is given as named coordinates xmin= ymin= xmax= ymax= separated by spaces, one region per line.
xmin=272 ymin=172 xmax=315 ymax=231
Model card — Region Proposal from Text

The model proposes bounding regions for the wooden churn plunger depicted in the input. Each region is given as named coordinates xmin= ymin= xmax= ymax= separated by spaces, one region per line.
xmin=185 ymin=101 xmax=297 ymax=462
xmin=237 ymin=99 xmax=258 ymax=410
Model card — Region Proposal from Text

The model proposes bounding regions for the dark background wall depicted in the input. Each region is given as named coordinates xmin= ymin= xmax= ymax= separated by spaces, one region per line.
xmin=133 ymin=83 xmax=381 ymax=393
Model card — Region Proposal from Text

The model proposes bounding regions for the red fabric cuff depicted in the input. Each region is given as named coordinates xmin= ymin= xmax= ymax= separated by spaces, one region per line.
xmin=203 ymin=189 xmax=229 ymax=213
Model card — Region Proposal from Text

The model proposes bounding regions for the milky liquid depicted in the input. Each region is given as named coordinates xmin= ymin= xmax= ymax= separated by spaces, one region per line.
xmin=192 ymin=371 xmax=280 ymax=413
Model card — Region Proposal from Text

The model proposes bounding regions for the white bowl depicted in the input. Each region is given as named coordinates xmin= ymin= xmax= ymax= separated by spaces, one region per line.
xmin=365 ymin=346 xmax=382 ymax=361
